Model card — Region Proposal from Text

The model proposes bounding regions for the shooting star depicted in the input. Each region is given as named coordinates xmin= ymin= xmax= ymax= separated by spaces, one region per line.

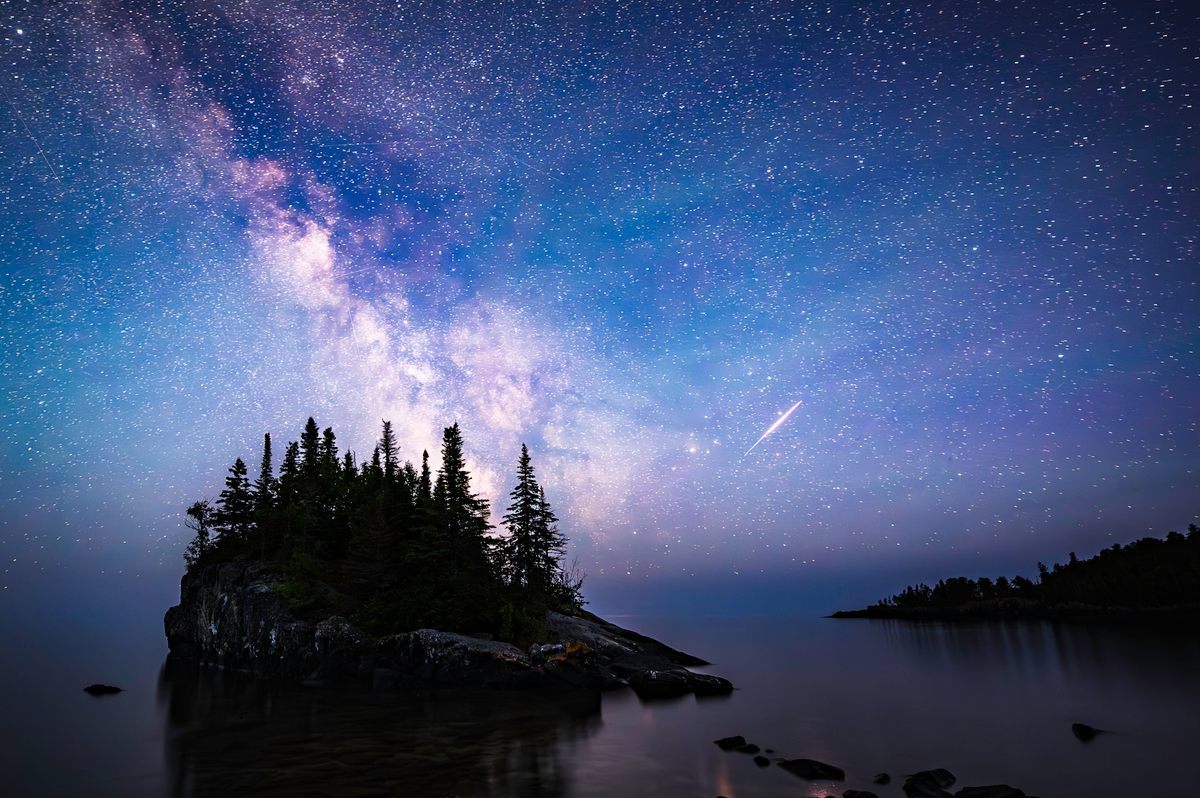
xmin=744 ymin=400 xmax=803 ymax=457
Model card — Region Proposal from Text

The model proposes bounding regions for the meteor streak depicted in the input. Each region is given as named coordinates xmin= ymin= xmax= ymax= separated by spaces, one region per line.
xmin=744 ymin=400 xmax=803 ymax=456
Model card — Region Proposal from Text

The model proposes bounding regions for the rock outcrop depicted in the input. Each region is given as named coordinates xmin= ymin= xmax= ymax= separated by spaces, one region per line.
xmin=164 ymin=562 xmax=732 ymax=696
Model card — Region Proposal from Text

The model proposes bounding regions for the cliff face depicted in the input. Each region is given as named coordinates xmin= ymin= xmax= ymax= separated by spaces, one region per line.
xmin=164 ymin=562 xmax=733 ymax=697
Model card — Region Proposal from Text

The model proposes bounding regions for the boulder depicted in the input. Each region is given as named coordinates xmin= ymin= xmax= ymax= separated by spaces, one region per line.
xmin=735 ymin=743 xmax=760 ymax=754
xmin=1071 ymin=722 xmax=1102 ymax=742
xmin=83 ymin=684 xmax=122 ymax=696
xmin=778 ymin=758 xmax=847 ymax=780
xmin=904 ymin=769 xmax=956 ymax=798
xmin=844 ymin=792 xmax=880 ymax=798
xmin=629 ymin=668 xmax=731 ymax=700
xmin=753 ymin=755 xmax=770 ymax=767
xmin=874 ymin=773 xmax=892 ymax=784
xmin=714 ymin=735 xmax=747 ymax=750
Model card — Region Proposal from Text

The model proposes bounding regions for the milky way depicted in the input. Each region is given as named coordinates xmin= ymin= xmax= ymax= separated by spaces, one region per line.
xmin=1 ymin=1 xmax=1197 ymax=596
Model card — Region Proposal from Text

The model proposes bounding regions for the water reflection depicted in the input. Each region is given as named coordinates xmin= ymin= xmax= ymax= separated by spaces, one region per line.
xmin=157 ymin=661 xmax=601 ymax=797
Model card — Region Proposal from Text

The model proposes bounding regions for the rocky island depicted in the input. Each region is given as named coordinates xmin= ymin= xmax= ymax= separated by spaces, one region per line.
xmin=164 ymin=560 xmax=731 ymax=696
xmin=166 ymin=418 xmax=732 ymax=698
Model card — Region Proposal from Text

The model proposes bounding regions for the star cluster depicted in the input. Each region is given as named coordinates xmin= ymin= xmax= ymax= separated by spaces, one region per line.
xmin=1 ymin=0 xmax=1197 ymax=596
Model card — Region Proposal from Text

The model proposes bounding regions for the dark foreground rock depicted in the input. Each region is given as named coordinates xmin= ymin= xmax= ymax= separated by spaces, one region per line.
xmin=83 ymin=684 xmax=122 ymax=695
xmin=778 ymin=758 xmax=847 ymax=780
xmin=714 ymin=735 xmax=747 ymax=750
xmin=844 ymin=791 xmax=880 ymax=798
xmin=904 ymin=768 xmax=957 ymax=798
xmin=1071 ymin=722 xmax=1103 ymax=742
xmin=164 ymin=562 xmax=730 ymax=695
xmin=955 ymin=786 xmax=1027 ymax=798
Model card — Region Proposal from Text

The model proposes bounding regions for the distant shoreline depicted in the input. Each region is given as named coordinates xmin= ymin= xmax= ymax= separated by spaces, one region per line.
xmin=829 ymin=600 xmax=1200 ymax=623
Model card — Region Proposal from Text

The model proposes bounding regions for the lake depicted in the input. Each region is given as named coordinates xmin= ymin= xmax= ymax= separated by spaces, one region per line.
xmin=2 ymin=609 xmax=1197 ymax=796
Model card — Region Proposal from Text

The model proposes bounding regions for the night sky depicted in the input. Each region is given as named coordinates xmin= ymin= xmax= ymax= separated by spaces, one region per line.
xmin=2 ymin=0 xmax=1197 ymax=612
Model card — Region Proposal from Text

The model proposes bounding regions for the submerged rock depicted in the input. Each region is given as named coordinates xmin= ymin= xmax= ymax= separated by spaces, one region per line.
xmin=83 ymin=684 xmax=122 ymax=696
xmin=904 ymin=768 xmax=957 ymax=798
xmin=165 ymin=562 xmax=731 ymax=695
xmin=1071 ymin=722 xmax=1103 ymax=742
xmin=778 ymin=758 xmax=847 ymax=780
xmin=955 ymin=786 xmax=1027 ymax=798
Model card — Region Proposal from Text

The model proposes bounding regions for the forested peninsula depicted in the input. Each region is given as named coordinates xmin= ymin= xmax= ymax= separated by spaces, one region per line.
xmin=164 ymin=418 xmax=733 ymax=698
xmin=833 ymin=525 xmax=1200 ymax=622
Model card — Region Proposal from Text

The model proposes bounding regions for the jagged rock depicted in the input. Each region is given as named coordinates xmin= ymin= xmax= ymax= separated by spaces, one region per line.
xmin=714 ymin=735 xmax=747 ymax=750
xmin=778 ymin=758 xmax=847 ymax=780
xmin=874 ymin=773 xmax=892 ymax=784
xmin=844 ymin=791 xmax=880 ymax=798
xmin=1072 ymin=722 xmax=1103 ymax=742
xmin=735 ymin=742 xmax=760 ymax=753
xmin=956 ymin=787 xmax=1026 ymax=798
xmin=904 ymin=769 xmax=957 ymax=798
xmin=165 ymin=562 xmax=732 ymax=695
xmin=753 ymin=755 xmax=770 ymax=767
xmin=83 ymin=684 xmax=122 ymax=695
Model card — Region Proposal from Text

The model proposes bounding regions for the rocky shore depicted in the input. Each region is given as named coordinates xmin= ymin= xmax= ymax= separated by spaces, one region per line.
xmin=164 ymin=561 xmax=732 ymax=698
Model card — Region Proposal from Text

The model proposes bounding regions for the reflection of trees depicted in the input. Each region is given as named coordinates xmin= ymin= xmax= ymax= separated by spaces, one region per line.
xmin=158 ymin=660 xmax=601 ymax=797
xmin=874 ymin=617 xmax=1200 ymax=683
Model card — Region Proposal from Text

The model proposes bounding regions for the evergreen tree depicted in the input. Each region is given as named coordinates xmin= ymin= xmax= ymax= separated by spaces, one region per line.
xmin=534 ymin=484 xmax=568 ymax=595
xmin=183 ymin=500 xmax=213 ymax=568
xmin=216 ymin=458 xmax=254 ymax=544
xmin=435 ymin=423 xmax=492 ymax=564
xmin=501 ymin=444 xmax=541 ymax=588
xmin=320 ymin=427 xmax=339 ymax=478
xmin=252 ymin=433 xmax=275 ymax=558
xmin=278 ymin=441 xmax=301 ymax=503
xmin=379 ymin=420 xmax=399 ymax=483
xmin=300 ymin=417 xmax=321 ymax=478
xmin=253 ymin=433 xmax=275 ymax=512
xmin=417 ymin=450 xmax=433 ymax=507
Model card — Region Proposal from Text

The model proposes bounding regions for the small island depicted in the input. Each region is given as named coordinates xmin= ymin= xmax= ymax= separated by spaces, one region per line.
xmin=833 ymin=525 xmax=1200 ymax=622
xmin=165 ymin=418 xmax=732 ymax=698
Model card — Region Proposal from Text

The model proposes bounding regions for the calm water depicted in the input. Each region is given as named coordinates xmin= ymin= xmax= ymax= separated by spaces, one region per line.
xmin=2 ymin=613 xmax=1197 ymax=797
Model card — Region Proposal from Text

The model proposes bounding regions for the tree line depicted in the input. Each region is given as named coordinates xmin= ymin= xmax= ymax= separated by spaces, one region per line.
xmin=182 ymin=418 xmax=583 ymax=643
xmin=872 ymin=525 xmax=1200 ymax=612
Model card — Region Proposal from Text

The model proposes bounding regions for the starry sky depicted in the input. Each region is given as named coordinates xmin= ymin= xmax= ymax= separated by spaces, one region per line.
xmin=1 ymin=0 xmax=1197 ymax=612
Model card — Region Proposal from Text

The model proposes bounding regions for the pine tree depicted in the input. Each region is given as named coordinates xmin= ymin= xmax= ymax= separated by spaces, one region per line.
xmin=216 ymin=458 xmax=254 ymax=544
xmin=501 ymin=444 xmax=540 ymax=588
xmin=183 ymin=500 xmax=213 ymax=568
xmin=253 ymin=433 xmax=275 ymax=511
xmin=379 ymin=420 xmax=399 ymax=483
xmin=417 ymin=450 xmax=433 ymax=507
xmin=279 ymin=441 xmax=300 ymax=503
xmin=435 ymin=423 xmax=491 ymax=564
xmin=534 ymin=484 xmax=568 ymax=593
xmin=320 ymin=427 xmax=339 ymax=478
xmin=253 ymin=433 xmax=275 ymax=558
xmin=300 ymin=417 xmax=321 ymax=479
